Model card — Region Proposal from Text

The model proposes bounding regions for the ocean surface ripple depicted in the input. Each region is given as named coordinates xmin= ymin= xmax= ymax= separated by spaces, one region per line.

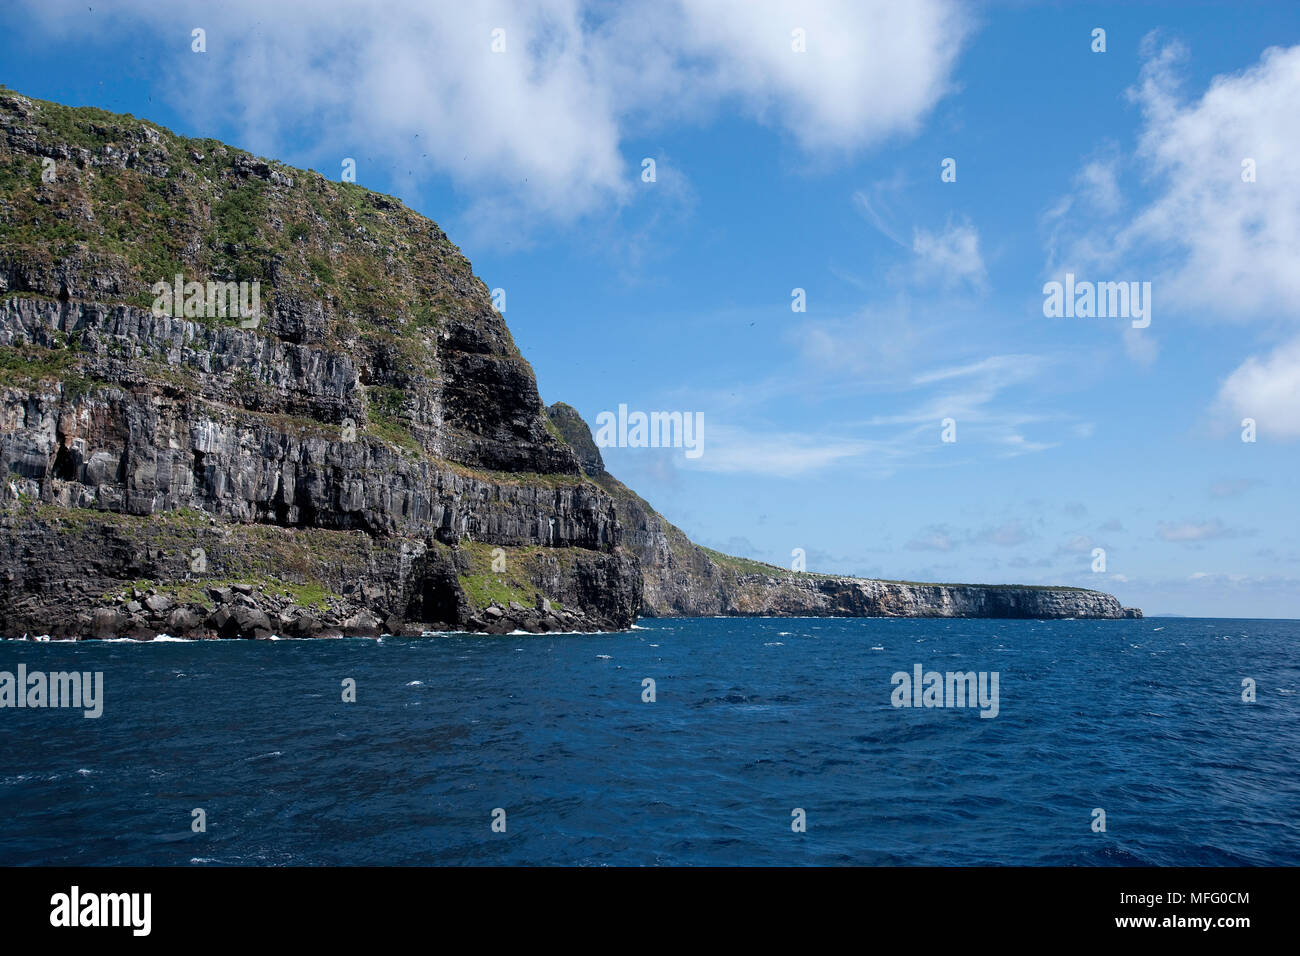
xmin=1 ymin=617 xmax=1296 ymax=866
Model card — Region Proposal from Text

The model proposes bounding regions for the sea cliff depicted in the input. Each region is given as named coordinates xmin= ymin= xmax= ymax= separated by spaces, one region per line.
xmin=0 ymin=89 xmax=1138 ymax=639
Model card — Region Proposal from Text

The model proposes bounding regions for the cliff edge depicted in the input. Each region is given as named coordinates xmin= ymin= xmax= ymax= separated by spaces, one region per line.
xmin=547 ymin=402 xmax=1142 ymax=620
xmin=0 ymin=89 xmax=1138 ymax=640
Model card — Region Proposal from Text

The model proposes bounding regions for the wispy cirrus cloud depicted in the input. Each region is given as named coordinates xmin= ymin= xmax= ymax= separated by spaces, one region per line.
xmin=1156 ymin=519 xmax=1243 ymax=543
xmin=1209 ymin=478 xmax=1261 ymax=498
xmin=688 ymin=423 xmax=878 ymax=477
xmin=853 ymin=186 xmax=988 ymax=291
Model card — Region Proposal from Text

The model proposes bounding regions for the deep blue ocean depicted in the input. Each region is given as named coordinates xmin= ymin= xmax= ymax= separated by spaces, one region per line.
xmin=1 ymin=617 xmax=1296 ymax=866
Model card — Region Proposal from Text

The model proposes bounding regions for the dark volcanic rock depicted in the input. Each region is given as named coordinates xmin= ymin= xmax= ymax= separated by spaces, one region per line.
xmin=0 ymin=90 xmax=1137 ymax=640
xmin=0 ymin=91 xmax=641 ymax=640
xmin=547 ymin=402 xmax=607 ymax=478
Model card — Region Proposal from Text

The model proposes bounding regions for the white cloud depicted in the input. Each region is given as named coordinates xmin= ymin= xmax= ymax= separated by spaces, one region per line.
xmin=911 ymin=353 xmax=1042 ymax=387
xmin=667 ymin=1 xmax=970 ymax=153
xmin=842 ymin=352 xmax=1064 ymax=459
xmin=911 ymin=220 xmax=986 ymax=290
xmin=1121 ymin=41 xmax=1300 ymax=320
xmin=996 ymin=433 xmax=1059 ymax=457
xmin=1043 ymin=40 xmax=1300 ymax=434
xmin=692 ymin=424 xmax=875 ymax=477
xmin=793 ymin=297 xmax=938 ymax=378
xmin=971 ymin=520 xmax=1031 ymax=548
xmin=852 ymin=183 xmax=910 ymax=247
xmin=20 ymin=0 xmax=969 ymax=234
xmin=1056 ymin=534 xmax=1093 ymax=555
xmin=1076 ymin=157 xmax=1122 ymax=215
xmin=1157 ymin=519 xmax=1239 ymax=543
xmin=1121 ymin=325 xmax=1159 ymax=367
xmin=906 ymin=526 xmax=955 ymax=552
xmin=1052 ymin=40 xmax=1300 ymax=322
xmin=853 ymin=184 xmax=986 ymax=290
xmin=1209 ymin=478 xmax=1260 ymax=498
xmin=1214 ymin=335 xmax=1300 ymax=439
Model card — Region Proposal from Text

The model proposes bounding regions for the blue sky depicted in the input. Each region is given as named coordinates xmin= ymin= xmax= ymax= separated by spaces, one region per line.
xmin=3 ymin=1 xmax=1298 ymax=617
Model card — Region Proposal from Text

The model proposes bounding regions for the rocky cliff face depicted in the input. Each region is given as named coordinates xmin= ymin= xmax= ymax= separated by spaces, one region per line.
xmin=547 ymin=402 xmax=1142 ymax=621
xmin=0 ymin=90 xmax=1137 ymax=641
xmin=0 ymin=90 xmax=640 ymax=638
